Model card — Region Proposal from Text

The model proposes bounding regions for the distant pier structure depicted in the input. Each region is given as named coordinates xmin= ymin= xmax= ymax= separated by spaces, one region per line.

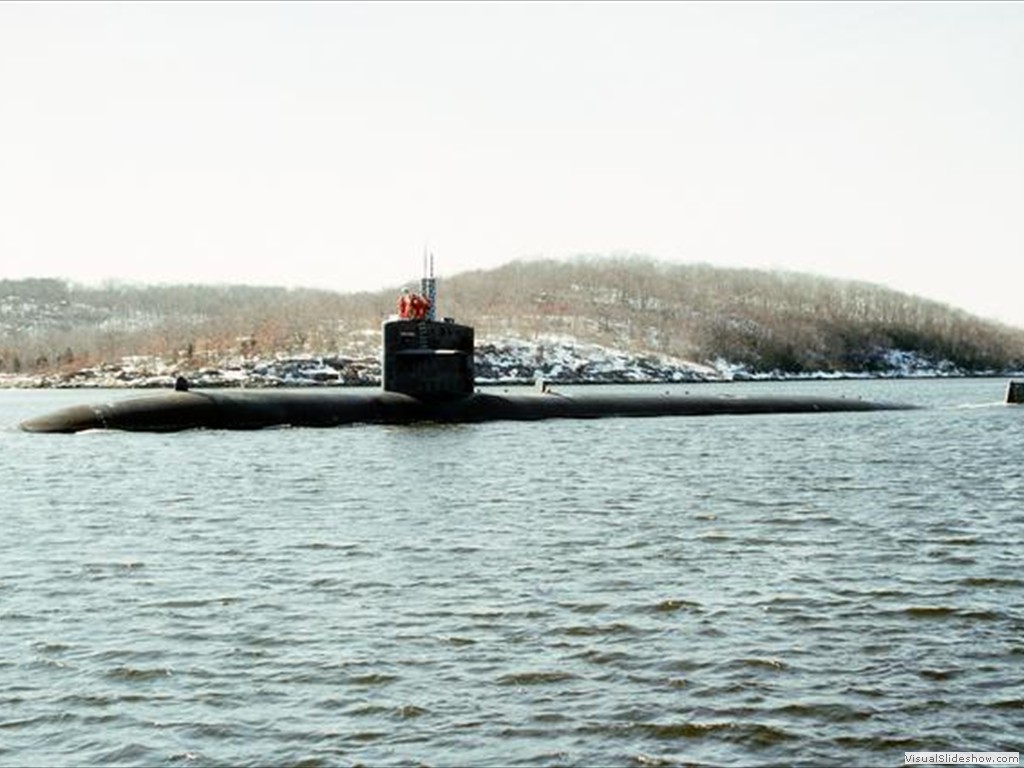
xmin=1007 ymin=380 xmax=1024 ymax=404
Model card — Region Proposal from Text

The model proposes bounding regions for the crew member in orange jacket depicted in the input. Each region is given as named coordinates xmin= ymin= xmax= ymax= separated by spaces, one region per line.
xmin=408 ymin=291 xmax=430 ymax=319
xmin=398 ymin=287 xmax=431 ymax=320
xmin=397 ymin=288 xmax=412 ymax=318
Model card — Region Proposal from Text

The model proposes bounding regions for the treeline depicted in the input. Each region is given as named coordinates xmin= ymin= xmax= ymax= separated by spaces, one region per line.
xmin=3 ymin=257 xmax=1023 ymax=375
xmin=441 ymin=257 xmax=1024 ymax=372
xmin=0 ymin=279 xmax=390 ymax=374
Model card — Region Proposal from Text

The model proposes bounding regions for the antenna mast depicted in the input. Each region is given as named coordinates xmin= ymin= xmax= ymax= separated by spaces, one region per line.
xmin=421 ymin=249 xmax=437 ymax=321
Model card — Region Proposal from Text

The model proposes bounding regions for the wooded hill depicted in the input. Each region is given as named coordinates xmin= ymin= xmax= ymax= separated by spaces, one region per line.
xmin=3 ymin=256 xmax=1023 ymax=375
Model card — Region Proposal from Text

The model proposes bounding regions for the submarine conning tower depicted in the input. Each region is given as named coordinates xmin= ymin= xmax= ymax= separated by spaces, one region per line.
xmin=382 ymin=318 xmax=475 ymax=400
xmin=382 ymin=268 xmax=475 ymax=401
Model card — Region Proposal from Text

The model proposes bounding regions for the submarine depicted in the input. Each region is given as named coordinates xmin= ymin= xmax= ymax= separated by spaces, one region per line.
xmin=20 ymin=273 xmax=917 ymax=434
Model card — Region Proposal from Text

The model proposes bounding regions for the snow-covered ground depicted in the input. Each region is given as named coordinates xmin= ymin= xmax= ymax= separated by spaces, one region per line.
xmin=474 ymin=335 xmax=715 ymax=385
xmin=0 ymin=333 xmax=1011 ymax=389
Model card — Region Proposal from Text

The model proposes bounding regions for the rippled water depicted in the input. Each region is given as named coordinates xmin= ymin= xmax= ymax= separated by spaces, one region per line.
xmin=2 ymin=380 xmax=1022 ymax=767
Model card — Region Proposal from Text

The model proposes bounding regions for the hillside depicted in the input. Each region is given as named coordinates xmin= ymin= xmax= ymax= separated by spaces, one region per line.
xmin=444 ymin=258 xmax=1024 ymax=374
xmin=2 ymin=257 xmax=1024 ymax=384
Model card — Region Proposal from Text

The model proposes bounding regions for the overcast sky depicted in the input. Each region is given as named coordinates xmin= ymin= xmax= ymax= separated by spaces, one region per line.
xmin=2 ymin=1 xmax=1022 ymax=326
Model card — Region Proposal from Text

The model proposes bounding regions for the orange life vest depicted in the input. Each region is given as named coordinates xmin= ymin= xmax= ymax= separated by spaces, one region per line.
xmin=397 ymin=294 xmax=412 ymax=318
xmin=408 ymin=293 xmax=430 ymax=319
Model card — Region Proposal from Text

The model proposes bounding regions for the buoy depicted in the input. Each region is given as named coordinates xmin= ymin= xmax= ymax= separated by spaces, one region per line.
xmin=1006 ymin=380 xmax=1024 ymax=404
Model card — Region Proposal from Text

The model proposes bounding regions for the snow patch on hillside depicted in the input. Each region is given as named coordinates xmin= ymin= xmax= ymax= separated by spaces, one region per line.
xmin=475 ymin=334 xmax=716 ymax=384
xmin=0 ymin=333 xmax=1011 ymax=389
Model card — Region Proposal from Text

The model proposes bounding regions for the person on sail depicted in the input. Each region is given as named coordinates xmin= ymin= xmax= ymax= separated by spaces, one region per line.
xmin=397 ymin=287 xmax=431 ymax=319
xmin=397 ymin=287 xmax=413 ymax=318
xmin=408 ymin=290 xmax=430 ymax=320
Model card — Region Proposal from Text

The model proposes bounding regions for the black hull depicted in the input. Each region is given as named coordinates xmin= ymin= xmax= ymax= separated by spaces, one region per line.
xmin=20 ymin=389 xmax=916 ymax=434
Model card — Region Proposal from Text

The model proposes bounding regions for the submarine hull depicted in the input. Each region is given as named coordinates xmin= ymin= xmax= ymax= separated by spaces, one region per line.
xmin=19 ymin=388 xmax=915 ymax=434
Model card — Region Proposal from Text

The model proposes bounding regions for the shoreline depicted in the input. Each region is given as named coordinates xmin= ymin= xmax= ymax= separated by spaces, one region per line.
xmin=3 ymin=337 xmax=1018 ymax=390
xmin=2 ymin=368 xmax=1017 ymax=390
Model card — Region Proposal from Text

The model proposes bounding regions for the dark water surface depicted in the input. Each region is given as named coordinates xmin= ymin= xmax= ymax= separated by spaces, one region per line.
xmin=2 ymin=380 xmax=1021 ymax=767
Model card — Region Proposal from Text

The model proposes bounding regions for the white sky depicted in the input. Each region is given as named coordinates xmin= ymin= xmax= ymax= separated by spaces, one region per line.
xmin=2 ymin=1 xmax=1022 ymax=326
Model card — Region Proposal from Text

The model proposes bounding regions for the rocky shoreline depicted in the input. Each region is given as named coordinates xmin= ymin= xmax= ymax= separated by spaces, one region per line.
xmin=0 ymin=336 xmax=1005 ymax=390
